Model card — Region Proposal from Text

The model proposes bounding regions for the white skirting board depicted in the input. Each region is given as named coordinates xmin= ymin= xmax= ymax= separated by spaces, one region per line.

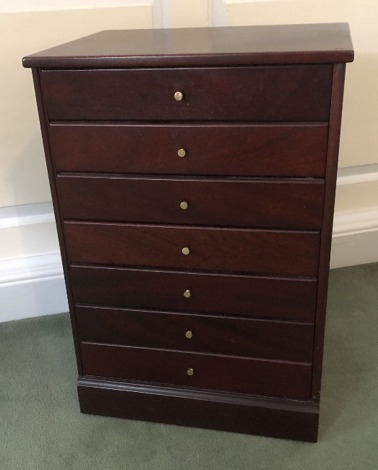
xmin=0 ymin=202 xmax=68 ymax=322
xmin=0 ymin=253 xmax=68 ymax=323
xmin=0 ymin=206 xmax=377 ymax=323
xmin=331 ymin=207 xmax=378 ymax=268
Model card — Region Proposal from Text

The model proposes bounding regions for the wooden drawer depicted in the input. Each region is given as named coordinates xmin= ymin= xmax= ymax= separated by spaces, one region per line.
xmin=65 ymin=222 xmax=320 ymax=276
xmin=50 ymin=123 xmax=328 ymax=177
xmin=42 ymin=66 xmax=332 ymax=121
xmin=77 ymin=306 xmax=314 ymax=362
xmin=81 ymin=343 xmax=312 ymax=399
xmin=58 ymin=175 xmax=324 ymax=230
xmin=71 ymin=266 xmax=317 ymax=322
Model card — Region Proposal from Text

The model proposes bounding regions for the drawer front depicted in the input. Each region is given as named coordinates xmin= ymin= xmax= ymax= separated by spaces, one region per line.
xmin=42 ymin=66 xmax=332 ymax=121
xmin=71 ymin=266 xmax=317 ymax=322
xmin=65 ymin=222 xmax=320 ymax=276
xmin=58 ymin=176 xmax=324 ymax=230
xmin=50 ymin=123 xmax=328 ymax=177
xmin=81 ymin=343 xmax=312 ymax=399
xmin=77 ymin=306 xmax=314 ymax=362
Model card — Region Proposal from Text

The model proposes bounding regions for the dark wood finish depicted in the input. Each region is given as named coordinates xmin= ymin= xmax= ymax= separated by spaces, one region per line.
xmin=58 ymin=175 xmax=324 ymax=230
xmin=311 ymin=64 xmax=347 ymax=400
xmin=64 ymin=222 xmax=320 ymax=276
xmin=77 ymin=306 xmax=314 ymax=362
xmin=24 ymin=24 xmax=353 ymax=441
xmin=78 ymin=378 xmax=319 ymax=441
xmin=23 ymin=23 xmax=353 ymax=69
xmin=71 ymin=266 xmax=317 ymax=322
xmin=30 ymin=70 xmax=84 ymax=376
xmin=41 ymin=66 xmax=332 ymax=122
xmin=81 ymin=343 xmax=312 ymax=399
xmin=50 ymin=123 xmax=329 ymax=177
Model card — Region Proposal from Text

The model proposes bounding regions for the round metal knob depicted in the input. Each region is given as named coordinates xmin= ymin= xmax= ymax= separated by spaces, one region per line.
xmin=183 ymin=289 xmax=191 ymax=299
xmin=186 ymin=367 xmax=194 ymax=376
xmin=177 ymin=148 xmax=186 ymax=158
xmin=174 ymin=91 xmax=184 ymax=101
xmin=182 ymin=246 xmax=190 ymax=255
xmin=180 ymin=201 xmax=189 ymax=210
xmin=185 ymin=330 xmax=193 ymax=339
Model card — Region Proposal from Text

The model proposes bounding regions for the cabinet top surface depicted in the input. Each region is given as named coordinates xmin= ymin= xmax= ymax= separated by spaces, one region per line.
xmin=23 ymin=23 xmax=353 ymax=69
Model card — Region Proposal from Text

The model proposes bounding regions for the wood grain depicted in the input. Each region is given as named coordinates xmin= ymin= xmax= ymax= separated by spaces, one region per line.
xmin=71 ymin=266 xmax=317 ymax=322
xmin=23 ymin=23 xmax=353 ymax=68
xmin=41 ymin=66 xmax=332 ymax=121
xmin=76 ymin=306 xmax=314 ymax=362
xmin=65 ymin=222 xmax=320 ymax=276
xmin=81 ymin=343 xmax=312 ymax=399
xmin=78 ymin=378 xmax=319 ymax=441
xmin=57 ymin=175 xmax=325 ymax=230
xmin=311 ymin=64 xmax=347 ymax=401
xmin=50 ymin=123 xmax=329 ymax=177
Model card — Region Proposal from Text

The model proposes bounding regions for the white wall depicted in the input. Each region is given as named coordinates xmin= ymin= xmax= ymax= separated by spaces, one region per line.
xmin=1 ymin=0 xmax=377 ymax=321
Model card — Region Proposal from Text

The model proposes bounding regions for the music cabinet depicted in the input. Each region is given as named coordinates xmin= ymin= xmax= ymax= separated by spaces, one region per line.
xmin=23 ymin=23 xmax=353 ymax=441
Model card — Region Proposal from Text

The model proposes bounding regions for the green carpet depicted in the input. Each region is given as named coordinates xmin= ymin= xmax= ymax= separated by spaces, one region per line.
xmin=1 ymin=263 xmax=377 ymax=469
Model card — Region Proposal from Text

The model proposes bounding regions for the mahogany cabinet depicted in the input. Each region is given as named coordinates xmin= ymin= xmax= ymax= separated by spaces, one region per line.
xmin=23 ymin=23 xmax=353 ymax=441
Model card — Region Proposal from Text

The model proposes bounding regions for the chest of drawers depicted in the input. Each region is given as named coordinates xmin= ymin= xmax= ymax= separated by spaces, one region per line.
xmin=23 ymin=23 xmax=353 ymax=441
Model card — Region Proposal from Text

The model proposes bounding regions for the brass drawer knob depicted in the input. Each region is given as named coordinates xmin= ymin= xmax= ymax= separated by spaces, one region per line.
xmin=185 ymin=330 xmax=193 ymax=339
xmin=174 ymin=91 xmax=184 ymax=101
xmin=180 ymin=201 xmax=189 ymax=210
xmin=183 ymin=289 xmax=191 ymax=299
xmin=177 ymin=148 xmax=186 ymax=158
xmin=182 ymin=246 xmax=190 ymax=255
xmin=186 ymin=367 xmax=194 ymax=376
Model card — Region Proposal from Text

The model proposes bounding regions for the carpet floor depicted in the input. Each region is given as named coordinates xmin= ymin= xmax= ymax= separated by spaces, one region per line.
xmin=1 ymin=263 xmax=377 ymax=469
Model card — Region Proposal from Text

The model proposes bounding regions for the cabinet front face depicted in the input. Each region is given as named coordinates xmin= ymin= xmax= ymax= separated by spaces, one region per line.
xmin=24 ymin=24 xmax=353 ymax=442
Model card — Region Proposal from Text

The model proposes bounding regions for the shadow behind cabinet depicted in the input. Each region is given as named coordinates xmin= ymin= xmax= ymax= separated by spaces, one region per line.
xmin=23 ymin=24 xmax=353 ymax=441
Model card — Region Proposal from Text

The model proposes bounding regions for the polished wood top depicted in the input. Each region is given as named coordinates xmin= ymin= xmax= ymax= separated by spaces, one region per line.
xmin=23 ymin=23 xmax=353 ymax=69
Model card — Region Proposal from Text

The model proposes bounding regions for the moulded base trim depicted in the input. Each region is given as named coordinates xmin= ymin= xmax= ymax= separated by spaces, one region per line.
xmin=77 ymin=377 xmax=319 ymax=442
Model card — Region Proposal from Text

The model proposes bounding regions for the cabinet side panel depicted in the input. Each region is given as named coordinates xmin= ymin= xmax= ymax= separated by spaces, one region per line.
xmin=31 ymin=68 xmax=83 ymax=375
xmin=312 ymin=63 xmax=346 ymax=400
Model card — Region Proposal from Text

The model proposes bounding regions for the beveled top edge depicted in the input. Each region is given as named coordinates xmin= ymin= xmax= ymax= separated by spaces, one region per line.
xmin=23 ymin=23 xmax=354 ymax=69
